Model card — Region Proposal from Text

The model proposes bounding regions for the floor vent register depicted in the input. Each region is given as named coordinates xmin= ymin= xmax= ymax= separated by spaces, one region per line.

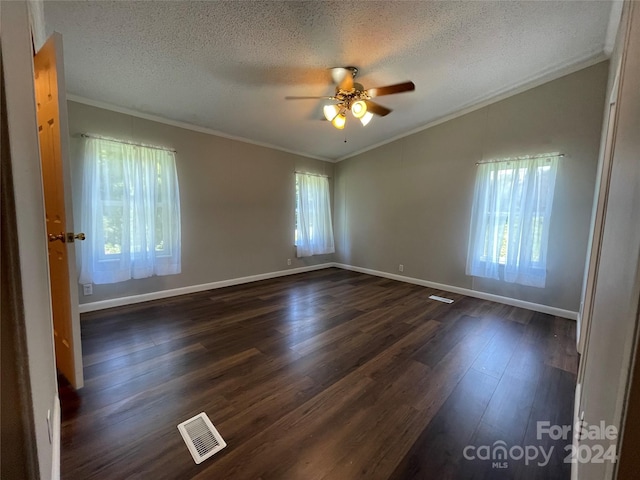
xmin=177 ymin=412 xmax=227 ymax=464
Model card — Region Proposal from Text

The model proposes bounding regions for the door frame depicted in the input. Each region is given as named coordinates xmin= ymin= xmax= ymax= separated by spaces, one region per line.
xmin=1 ymin=1 xmax=60 ymax=478
xmin=577 ymin=64 xmax=620 ymax=356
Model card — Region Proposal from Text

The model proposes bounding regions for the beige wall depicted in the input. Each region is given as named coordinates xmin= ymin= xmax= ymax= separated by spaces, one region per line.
xmin=334 ymin=62 xmax=609 ymax=312
xmin=70 ymin=62 xmax=608 ymax=311
xmin=67 ymin=101 xmax=334 ymax=304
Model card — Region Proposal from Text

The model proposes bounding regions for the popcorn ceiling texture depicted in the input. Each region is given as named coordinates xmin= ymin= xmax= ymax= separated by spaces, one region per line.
xmin=44 ymin=1 xmax=612 ymax=161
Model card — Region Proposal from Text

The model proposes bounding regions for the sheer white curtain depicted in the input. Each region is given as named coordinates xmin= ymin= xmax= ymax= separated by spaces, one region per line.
xmin=79 ymin=137 xmax=181 ymax=284
xmin=466 ymin=155 xmax=559 ymax=288
xmin=296 ymin=173 xmax=335 ymax=257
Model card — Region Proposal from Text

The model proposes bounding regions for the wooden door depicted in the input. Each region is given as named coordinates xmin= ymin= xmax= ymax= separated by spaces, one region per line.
xmin=34 ymin=33 xmax=84 ymax=388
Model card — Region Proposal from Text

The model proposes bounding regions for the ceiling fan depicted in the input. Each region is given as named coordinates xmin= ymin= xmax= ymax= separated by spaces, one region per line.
xmin=285 ymin=66 xmax=415 ymax=130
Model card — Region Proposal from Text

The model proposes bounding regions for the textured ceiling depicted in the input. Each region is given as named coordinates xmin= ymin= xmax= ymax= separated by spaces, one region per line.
xmin=44 ymin=1 xmax=614 ymax=161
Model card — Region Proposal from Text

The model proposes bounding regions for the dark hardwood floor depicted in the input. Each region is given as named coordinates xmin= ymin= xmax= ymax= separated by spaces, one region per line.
xmin=60 ymin=268 xmax=578 ymax=479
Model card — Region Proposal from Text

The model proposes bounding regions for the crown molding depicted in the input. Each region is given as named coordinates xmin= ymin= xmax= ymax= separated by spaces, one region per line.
xmin=336 ymin=50 xmax=608 ymax=162
xmin=66 ymin=94 xmax=333 ymax=163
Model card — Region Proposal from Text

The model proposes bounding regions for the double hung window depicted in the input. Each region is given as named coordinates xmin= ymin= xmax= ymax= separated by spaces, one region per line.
xmin=295 ymin=173 xmax=335 ymax=257
xmin=466 ymin=155 xmax=559 ymax=288
xmin=79 ymin=137 xmax=181 ymax=284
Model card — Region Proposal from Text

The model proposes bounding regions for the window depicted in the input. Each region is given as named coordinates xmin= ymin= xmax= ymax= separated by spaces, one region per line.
xmin=466 ymin=154 xmax=559 ymax=288
xmin=295 ymin=172 xmax=335 ymax=257
xmin=79 ymin=137 xmax=181 ymax=284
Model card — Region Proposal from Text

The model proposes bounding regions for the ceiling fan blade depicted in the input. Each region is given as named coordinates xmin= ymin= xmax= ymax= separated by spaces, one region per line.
xmin=330 ymin=67 xmax=354 ymax=91
xmin=366 ymin=81 xmax=415 ymax=98
xmin=285 ymin=95 xmax=336 ymax=100
xmin=365 ymin=100 xmax=392 ymax=117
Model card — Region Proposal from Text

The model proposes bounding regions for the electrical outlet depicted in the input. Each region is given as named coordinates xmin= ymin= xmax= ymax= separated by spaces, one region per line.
xmin=83 ymin=283 xmax=93 ymax=296
xmin=287 ymin=259 xmax=292 ymax=266
xmin=399 ymin=264 xmax=404 ymax=272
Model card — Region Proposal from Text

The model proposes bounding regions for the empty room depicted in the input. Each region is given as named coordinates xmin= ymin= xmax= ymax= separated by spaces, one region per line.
xmin=3 ymin=1 xmax=640 ymax=479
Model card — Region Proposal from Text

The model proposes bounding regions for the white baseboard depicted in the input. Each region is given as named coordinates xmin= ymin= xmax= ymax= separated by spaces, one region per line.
xmin=51 ymin=394 xmax=60 ymax=480
xmin=333 ymin=263 xmax=578 ymax=320
xmin=78 ymin=261 xmax=578 ymax=320
xmin=78 ymin=263 xmax=333 ymax=313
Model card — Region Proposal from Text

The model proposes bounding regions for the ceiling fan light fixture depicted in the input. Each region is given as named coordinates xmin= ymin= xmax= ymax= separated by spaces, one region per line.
xmin=323 ymin=104 xmax=340 ymax=122
xmin=360 ymin=111 xmax=374 ymax=126
xmin=286 ymin=66 xmax=415 ymax=132
xmin=331 ymin=113 xmax=346 ymax=130
xmin=351 ymin=100 xmax=367 ymax=119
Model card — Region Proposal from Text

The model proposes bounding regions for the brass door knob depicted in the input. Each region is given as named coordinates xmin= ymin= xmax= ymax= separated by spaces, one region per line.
xmin=65 ymin=232 xmax=86 ymax=243
xmin=48 ymin=232 xmax=86 ymax=243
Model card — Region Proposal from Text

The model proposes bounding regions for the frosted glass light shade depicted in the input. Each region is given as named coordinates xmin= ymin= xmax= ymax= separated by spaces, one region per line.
xmin=331 ymin=113 xmax=346 ymax=130
xmin=351 ymin=100 xmax=367 ymax=119
xmin=323 ymin=104 xmax=340 ymax=122
xmin=360 ymin=111 xmax=374 ymax=126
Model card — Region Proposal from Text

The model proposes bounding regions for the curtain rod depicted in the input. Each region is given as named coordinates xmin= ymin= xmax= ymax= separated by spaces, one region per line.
xmin=295 ymin=171 xmax=330 ymax=178
xmin=476 ymin=152 xmax=564 ymax=166
xmin=80 ymin=133 xmax=177 ymax=153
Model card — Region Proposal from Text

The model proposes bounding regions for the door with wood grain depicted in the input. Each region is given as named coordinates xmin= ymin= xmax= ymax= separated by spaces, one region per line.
xmin=34 ymin=33 xmax=84 ymax=388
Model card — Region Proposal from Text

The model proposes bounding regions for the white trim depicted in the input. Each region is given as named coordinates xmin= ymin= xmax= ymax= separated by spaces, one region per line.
xmin=78 ymin=263 xmax=333 ymax=313
xmin=66 ymin=94 xmax=333 ymax=163
xmin=51 ymin=394 xmax=60 ymax=480
xmin=53 ymin=32 xmax=85 ymax=390
xmin=333 ymin=263 xmax=578 ymax=320
xmin=80 ymin=261 xmax=578 ymax=319
xmin=336 ymin=51 xmax=607 ymax=162
xmin=571 ymin=381 xmax=582 ymax=480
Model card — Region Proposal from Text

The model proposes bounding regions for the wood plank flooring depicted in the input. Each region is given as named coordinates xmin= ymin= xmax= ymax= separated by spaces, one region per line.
xmin=60 ymin=268 xmax=578 ymax=479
